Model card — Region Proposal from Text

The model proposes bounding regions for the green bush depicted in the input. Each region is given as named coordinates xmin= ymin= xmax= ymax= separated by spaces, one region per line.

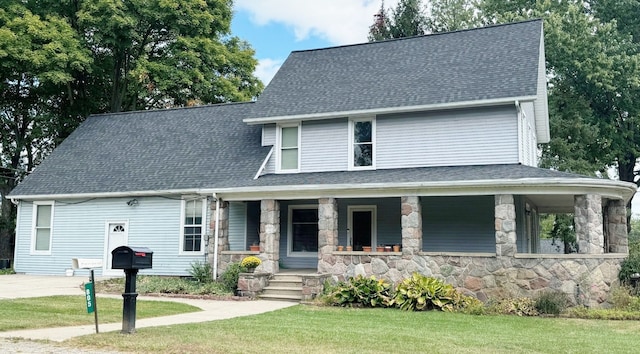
xmin=188 ymin=261 xmax=212 ymax=283
xmin=390 ymin=273 xmax=477 ymax=312
xmin=486 ymin=297 xmax=539 ymax=316
xmin=534 ymin=291 xmax=570 ymax=316
xmin=609 ymin=285 xmax=640 ymax=311
xmin=618 ymin=254 xmax=640 ymax=290
xmin=326 ymin=275 xmax=392 ymax=308
xmin=564 ymin=306 xmax=640 ymax=320
xmin=219 ymin=262 xmax=246 ymax=293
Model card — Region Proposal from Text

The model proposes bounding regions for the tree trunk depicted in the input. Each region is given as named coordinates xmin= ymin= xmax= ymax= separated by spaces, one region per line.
xmin=618 ymin=155 xmax=637 ymax=234
xmin=0 ymin=184 xmax=16 ymax=261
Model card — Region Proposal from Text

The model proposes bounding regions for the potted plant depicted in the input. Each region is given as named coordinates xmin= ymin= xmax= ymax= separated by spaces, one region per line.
xmin=337 ymin=245 xmax=344 ymax=251
xmin=346 ymin=245 xmax=353 ymax=251
xmin=241 ymin=256 xmax=261 ymax=273
xmin=393 ymin=244 xmax=401 ymax=252
xmin=376 ymin=245 xmax=385 ymax=252
xmin=249 ymin=242 xmax=260 ymax=252
xmin=362 ymin=246 xmax=372 ymax=252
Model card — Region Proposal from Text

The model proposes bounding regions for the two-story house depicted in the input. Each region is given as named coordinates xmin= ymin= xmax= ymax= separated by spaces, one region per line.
xmin=7 ymin=20 xmax=635 ymax=306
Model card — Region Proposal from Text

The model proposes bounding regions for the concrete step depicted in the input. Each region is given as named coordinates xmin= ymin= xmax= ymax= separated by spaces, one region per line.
xmin=261 ymin=286 xmax=303 ymax=297
xmin=268 ymin=279 xmax=302 ymax=288
xmin=270 ymin=274 xmax=303 ymax=283
xmin=258 ymin=293 xmax=302 ymax=302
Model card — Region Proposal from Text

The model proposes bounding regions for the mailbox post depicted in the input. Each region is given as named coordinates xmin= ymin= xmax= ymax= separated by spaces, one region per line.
xmin=111 ymin=246 xmax=153 ymax=334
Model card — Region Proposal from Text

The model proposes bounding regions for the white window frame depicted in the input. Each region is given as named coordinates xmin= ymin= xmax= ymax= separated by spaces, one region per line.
xmin=179 ymin=198 xmax=207 ymax=255
xmin=347 ymin=205 xmax=377 ymax=249
xmin=276 ymin=123 xmax=301 ymax=173
xmin=287 ymin=204 xmax=318 ymax=258
xmin=348 ymin=117 xmax=376 ymax=170
xmin=30 ymin=201 xmax=54 ymax=255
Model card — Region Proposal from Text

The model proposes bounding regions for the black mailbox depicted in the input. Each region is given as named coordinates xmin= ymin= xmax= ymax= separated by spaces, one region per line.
xmin=111 ymin=246 xmax=153 ymax=270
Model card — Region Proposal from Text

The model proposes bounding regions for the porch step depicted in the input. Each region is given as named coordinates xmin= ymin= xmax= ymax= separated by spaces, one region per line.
xmin=258 ymin=273 xmax=303 ymax=302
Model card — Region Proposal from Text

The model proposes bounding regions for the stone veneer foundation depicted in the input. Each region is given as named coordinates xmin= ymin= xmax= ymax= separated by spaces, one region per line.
xmin=318 ymin=252 xmax=623 ymax=307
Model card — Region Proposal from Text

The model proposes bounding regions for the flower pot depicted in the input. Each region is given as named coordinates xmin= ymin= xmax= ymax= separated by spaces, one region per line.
xmin=337 ymin=245 xmax=344 ymax=251
xmin=384 ymin=246 xmax=392 ymax=252
xmin=376 ymin=246 xmax=385 ymax=252
xmin=346 ymin=246 xmax=353 ymax=252
xmin=249 ymin=245 xmax=260 ymax=252
xmin=393 ymin=245 xmax=401 ymax=252
xmin=362 ymin=246 xmax=372 ymax=252
xmin=247 ymin=267 xmax=256 ymax=273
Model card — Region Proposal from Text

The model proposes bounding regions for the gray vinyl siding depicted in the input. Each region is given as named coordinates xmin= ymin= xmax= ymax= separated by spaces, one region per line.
xmin=336 ymin=198 xmax=401 ymax=248
xmin=228 ymin=202 xmax=247 ymax=251
xmin=262 ymin=124 xmax=276 ymax=146
xmin=13 ymin=197 xmax=208 ymax=277
xmin=422 ymin=196 xmax=495 ymax=252
xmin=377 ymin=106 xmax=519 ymax=169
xmin=300 ymin=119 xmax=348 ymax=172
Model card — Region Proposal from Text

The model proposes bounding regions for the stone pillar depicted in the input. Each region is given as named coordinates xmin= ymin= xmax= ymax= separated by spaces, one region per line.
xmin=495 ymin=195 xmax=517 ymax=256
xmin=208 ymin=200 xmax=229 ymax=273
xmin=606 ymin=199 xmax=628 ymax=253
xmin=575 ymin=195 xmax=604 ymax=254
xmin=318 ymin=198 xmax=338 ymax=273
xmin=401 ymin=196 xmax=422 ymax=256
xmin=260 ymin=199 xmax=280 ymax=273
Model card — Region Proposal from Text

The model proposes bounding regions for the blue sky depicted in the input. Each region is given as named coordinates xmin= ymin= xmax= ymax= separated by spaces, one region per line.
xmin=230 ymin=0 xmax=398 ymax=84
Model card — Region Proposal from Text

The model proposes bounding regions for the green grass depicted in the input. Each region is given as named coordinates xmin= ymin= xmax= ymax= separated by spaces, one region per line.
xmin=66 ymin=306 xmax=640 ymax=354
xmin=0 ymin=296 xmax=200 ymax=331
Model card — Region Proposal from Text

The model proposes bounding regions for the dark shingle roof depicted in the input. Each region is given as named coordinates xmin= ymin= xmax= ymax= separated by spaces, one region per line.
xmin=9 ymin=102 xmax=269 ymax=196
xmin=248 ymin=20 xmax=542 ymax=119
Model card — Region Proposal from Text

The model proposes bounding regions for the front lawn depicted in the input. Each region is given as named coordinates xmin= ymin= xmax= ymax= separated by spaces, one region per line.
xmin=0 ymin=296 xmax=200 ymax=331
xmin=67 ymin=306 xmax=640 ymax=353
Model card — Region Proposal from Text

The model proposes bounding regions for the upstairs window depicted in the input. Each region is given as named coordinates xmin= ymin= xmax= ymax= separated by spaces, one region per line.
xmin=181 ymin=199 xmax=206 ymax=254
xmin=31 ymin=202 xmax=54 ymax=254
xmin=279 ymin=124 xmax=299 ymax=172
xmin=350 ymin=118 xmax=375 ymax=169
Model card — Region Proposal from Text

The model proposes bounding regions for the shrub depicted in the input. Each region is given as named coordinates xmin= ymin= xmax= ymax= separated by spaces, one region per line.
xmin=326 ymin=275 xmax=392 ymax=308
xmin=188 ymin=261 xmax=212 ymax=283
xmin=219 ymin=262 xmax=246 ymax=293
xmin=535 ymin=291 xmax=570 ymax=316
xmin=486 ymin=297 xmax=538 ymax=316
xmin=610 ymin=285 xmax=640 ymax=311
xmin=391 ymin=273 xmax=477 ymax=312
xmin=619 ymin=254 xmax=640 ymax=291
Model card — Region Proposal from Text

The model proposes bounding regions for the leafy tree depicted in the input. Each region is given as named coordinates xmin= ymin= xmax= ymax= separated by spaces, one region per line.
xmin=0 ymin=1 xmax=92 ymax=259
xmin=368 ymin=0 xmax=428 ymax=41
xmin=428 ymin=0 xmax=482 ymax=32
xmin=0 ymin=0 xmax=263 ymax=260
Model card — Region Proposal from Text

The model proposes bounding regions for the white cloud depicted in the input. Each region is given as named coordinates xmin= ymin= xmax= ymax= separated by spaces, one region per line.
xmin=255 ymin=58 xmax=284 ymax=85
xmin=235 ymin=0 xmax=399 ymax=45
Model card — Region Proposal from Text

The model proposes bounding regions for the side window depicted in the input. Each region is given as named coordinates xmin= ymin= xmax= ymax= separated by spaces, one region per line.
xmin=32 ymin=202 xmax=54 ymax=254
xmin=350 ymin=118 xmax=375 ymax=169
xmin=278 ymin=124 xmax=300 ymax=172
xmin=181 ymin=199 xmax=206 ymax=254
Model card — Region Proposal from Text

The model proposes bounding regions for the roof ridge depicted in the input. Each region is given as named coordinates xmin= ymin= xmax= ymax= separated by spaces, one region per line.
xmin=89 ymin=100 xmax=255 ymax=118
xmin=291 ymin=19 xmax=542 ymax=54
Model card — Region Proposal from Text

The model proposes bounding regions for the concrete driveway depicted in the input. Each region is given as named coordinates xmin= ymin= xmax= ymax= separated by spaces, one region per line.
xmin=0 ymin=274 xmax=90 ymax=299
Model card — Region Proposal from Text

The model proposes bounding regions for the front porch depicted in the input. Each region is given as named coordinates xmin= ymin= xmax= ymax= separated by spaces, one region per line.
xmin=212 ymin=193 xmax=630 ymax=306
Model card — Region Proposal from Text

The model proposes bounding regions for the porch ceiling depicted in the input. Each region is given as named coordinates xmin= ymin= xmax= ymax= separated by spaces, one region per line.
xmin=526 ymin=194 xmax=575 ymax=213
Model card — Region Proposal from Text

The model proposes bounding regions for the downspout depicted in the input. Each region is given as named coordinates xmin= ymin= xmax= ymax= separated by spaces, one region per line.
xmin=212 ymin=193 xmax=220 ymax=280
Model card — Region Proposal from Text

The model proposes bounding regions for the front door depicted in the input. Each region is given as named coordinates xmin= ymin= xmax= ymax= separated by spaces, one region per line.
xmin=104 ymin=222 xmax=128 ymax=276
xmin=348 ymin=206 xmax=376 ymax=251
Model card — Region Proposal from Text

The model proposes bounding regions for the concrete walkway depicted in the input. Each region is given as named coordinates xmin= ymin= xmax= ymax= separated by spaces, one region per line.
xmin=0 ymin=274 xmax=297 ymax=342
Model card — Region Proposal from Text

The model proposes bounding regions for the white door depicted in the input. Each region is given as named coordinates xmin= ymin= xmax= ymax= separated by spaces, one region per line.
xmin=104 ymin=222 xmax=128 ymax=276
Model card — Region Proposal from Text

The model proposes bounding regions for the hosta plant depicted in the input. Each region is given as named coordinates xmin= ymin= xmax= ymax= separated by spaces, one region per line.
xmin=391 ymin=273 xmax=477 ymax=312
xmin=327 ymin=275 xmax=392 ymax=307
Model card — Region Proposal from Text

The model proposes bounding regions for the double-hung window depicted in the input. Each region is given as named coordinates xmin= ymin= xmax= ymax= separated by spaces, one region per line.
xmin=181 ymin=199 xmax=206 ymax=254
xmin=31 ymin=202 xmax=54 ymax=254
xmin=278 ymin=124 xmax=299 ymax=172
xmin=349 ymin=118 xmax=375 ymax=169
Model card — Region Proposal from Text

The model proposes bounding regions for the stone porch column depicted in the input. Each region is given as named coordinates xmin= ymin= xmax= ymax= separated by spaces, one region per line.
xmin=208 ymin=200 xmax=229 ymax=272
xmin=318 ymin=198 xmax=338 ymax=273
xmin=401 ymin=196 xmax=422 ymax=256
xmin=575 ymin=194 xmax=604 ymax=254
xmin=495 ymin=195 xmax=517 ymax=256
xmin=606 ymin=199 xmax=628 ymax=253
xmin=260 ymin=199 xmax=280 ymax=273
